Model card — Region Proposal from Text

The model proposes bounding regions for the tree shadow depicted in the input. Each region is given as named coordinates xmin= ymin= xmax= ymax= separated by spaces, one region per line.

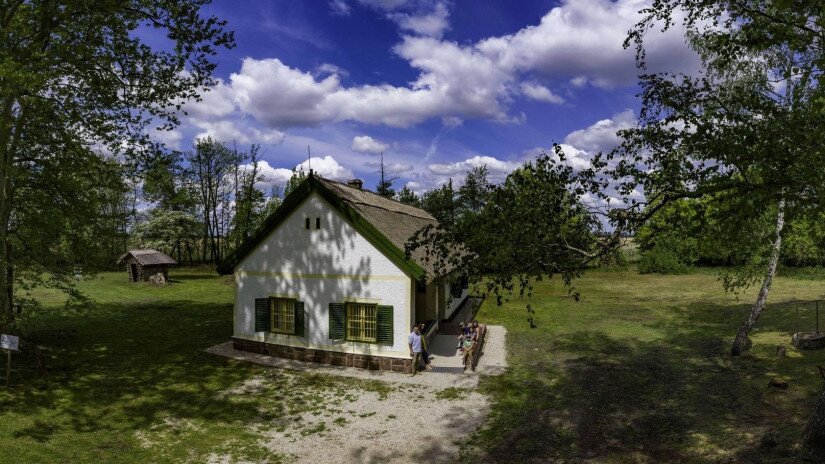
xmin=473 ymin=297 xmax=822 ymax=463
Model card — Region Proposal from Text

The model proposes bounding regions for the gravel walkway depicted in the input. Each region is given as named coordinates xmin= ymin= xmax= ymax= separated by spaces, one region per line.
xmin=204 ymin=326 xmax=508 ymax=464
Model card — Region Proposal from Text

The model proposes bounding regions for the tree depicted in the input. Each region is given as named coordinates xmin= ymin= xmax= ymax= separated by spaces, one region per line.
xmin=230 ymin=144 xmax=268 ymax=246
xmin=620 ymin=0 xmax=825 ymax=356
xmin=188 ymin=137 xmax=236 ymax=264
xmin=407 ymin=152 xmax=599 ymax=325
xmin=373 ymin=152 xmax=399 ymax=199
xmin=397 ymin=186 xmax=421 ymax=207
xmin=0 ymin=1 xmax=233 ymax=330
xmin=284 ymin=169 xmax=307 ymax=197
xmin=457 ymin=165 xmax=492 ymax=215
xmin=421 ymin=179 xmax=457 ymax=230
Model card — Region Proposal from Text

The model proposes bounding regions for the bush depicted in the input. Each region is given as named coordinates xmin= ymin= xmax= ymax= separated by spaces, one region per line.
xmin=638 ymin=246 xmax=689 ymax=274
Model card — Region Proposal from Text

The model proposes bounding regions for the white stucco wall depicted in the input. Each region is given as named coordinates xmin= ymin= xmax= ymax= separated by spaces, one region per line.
xmin=233 ymin=192 xmax=413 ymax=358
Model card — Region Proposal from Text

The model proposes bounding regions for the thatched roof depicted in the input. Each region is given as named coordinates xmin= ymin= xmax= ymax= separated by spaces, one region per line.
xmin=118 ymin=249 xmax=178 ymax=266
xmin=217 ymin=173 xmax=460 ymax=281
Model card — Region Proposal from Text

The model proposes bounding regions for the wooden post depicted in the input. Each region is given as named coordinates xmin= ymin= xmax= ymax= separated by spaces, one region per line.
xmin=4 ymin=349 xmax=9 ymax=387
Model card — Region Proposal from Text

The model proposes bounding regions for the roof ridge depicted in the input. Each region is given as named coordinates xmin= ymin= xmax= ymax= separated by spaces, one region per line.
xmin=319 ymin=177 xmax=434 ymax=220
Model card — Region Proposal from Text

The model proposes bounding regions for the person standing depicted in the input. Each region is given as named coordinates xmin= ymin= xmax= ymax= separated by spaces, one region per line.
xmin=419 ymin=323 xmax=433 ymax=370
xmin=408 ymin=325 xmax=423 ymax=376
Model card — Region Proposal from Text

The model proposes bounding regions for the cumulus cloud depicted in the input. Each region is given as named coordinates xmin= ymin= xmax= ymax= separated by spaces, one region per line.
xmin=563 ymin=109 xmax=636 ymax=155
xmin=243 ymin=160 xmax=294 ymax=192
xmin=428 ymin=155 xmax=520 ymax=181
xmin=153 ymin=128 xmax=183 ymax=149
xmin=520 ymin=82 xmax=565 ymax=104
xmin=476 ymin=0 xmax=701 ymax=88
xmin=391 ymin=2 xmax=450 ymax=38
xmin=296 ymin=155 xmax=355 ymax=181
xmin=178 ymin=0 xmax=697 ymax=137
xmin=351 ymin=135 xmax=390 ymax=154
xmin=193 ymin=120 xmax=285 ymax=145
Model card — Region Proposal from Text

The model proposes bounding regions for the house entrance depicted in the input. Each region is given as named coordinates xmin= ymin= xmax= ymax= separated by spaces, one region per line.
xmin=130 ymin=264 xmax=138 ymax=282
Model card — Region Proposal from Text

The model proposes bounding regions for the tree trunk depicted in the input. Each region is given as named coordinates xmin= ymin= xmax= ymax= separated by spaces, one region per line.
xmin=730 ymin=198 xmax=786 ymax=356
xmin=801 ymin=369 xmax=825 ymax=461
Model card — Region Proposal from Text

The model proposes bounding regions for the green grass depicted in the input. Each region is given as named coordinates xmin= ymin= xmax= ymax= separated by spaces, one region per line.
xmin=471 ymin=270 xmax=825 ymax=463
xmin=2 ymin=268 xmax=825 ymax=463
xmin=0 ymin=270 xmax=393 ymax=463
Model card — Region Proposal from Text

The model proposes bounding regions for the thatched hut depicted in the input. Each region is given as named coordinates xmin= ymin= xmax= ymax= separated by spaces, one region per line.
xmin=118 ymin=249 xmax=177 ymax=283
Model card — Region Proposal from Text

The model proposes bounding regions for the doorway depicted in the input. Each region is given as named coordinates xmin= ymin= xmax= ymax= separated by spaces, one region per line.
xmin=130 ymin=264 xmax=138 ymax=282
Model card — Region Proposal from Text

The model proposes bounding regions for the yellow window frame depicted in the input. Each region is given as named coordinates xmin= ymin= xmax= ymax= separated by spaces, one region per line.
xmin=346 ymin=302 xmax=377 ymax=342
xmin=270 ymin=297 xmax=295 ymax=334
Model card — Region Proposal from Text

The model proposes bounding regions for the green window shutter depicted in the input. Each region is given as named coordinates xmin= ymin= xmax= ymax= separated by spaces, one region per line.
xmin=376 ymin=305 xmax=393 ymax=346
xmin=294 ymin=301 xmax=305 ymax=337
xmin=255 ymin=298 xmax=271 ymax=332
xmin=329 ymin=302 xmax=344 ymax=339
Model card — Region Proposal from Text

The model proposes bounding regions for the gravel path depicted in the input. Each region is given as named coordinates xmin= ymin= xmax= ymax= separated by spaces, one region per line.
xmin=204 ymin=326 xmax=508 ymax=463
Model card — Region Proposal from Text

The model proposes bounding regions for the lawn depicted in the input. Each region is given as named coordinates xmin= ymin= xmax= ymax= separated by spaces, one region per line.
xmin=471 ymin=270 xmax=825 ymax=463
xmin=1 ymin=269 xmax=824 ymax=463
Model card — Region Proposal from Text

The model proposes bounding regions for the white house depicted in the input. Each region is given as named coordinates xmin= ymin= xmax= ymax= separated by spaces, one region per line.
xmin=218 ymin=173 xmax=469 ymax=372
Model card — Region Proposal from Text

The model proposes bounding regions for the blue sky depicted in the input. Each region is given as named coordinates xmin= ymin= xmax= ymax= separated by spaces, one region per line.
xmin=157 ymin=0 xmax=699 ymax=194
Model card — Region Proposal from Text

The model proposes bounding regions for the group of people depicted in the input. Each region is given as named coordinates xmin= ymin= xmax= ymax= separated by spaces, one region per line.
xmin=457 ymin=320 xmax=481 ymax=370
xmin=407 ymin=320 xmax=483 ymax=376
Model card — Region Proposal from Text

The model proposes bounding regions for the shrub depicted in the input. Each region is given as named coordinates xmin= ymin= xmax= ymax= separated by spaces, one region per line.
xmin=638 ymin=246 xmax=689 ymax=274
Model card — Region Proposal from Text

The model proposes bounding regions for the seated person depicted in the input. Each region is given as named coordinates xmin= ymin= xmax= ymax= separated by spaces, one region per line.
xmin=470 ymin=320 xmax=481 ymax=341
xmin=457 ymin=321 xmax=472 ymax=350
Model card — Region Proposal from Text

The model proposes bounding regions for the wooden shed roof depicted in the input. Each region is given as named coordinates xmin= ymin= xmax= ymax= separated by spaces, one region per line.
xmin=118 ymin=249 xmax=178 ymax=266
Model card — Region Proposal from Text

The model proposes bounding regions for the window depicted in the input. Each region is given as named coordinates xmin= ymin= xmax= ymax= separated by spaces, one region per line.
xmin=315 ymin=217 xmax=321 ymax=229
xmin=346 ymin=302 xmax=377 ymax=342
xmin=271 ymin=297 xmax=295 ymax=334
xmin=305 ymin=217 xmax=310 ymax=229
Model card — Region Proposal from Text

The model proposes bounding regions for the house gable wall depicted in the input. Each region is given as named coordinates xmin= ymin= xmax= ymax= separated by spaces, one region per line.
xmin=234 ymin=192 xmax=413 ymax=358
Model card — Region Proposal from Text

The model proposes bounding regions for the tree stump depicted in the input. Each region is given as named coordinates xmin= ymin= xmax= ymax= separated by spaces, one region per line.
xmin=793 ymin=332 xmax=825 ymax=350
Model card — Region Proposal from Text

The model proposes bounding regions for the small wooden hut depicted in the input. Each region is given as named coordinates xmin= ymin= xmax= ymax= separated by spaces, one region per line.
xmin=118 ymin=249 xmax=177 ymax=283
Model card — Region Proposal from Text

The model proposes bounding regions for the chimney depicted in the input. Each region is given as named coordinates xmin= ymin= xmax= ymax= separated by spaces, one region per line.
xmin=347 ymin=179 xmax=363 ymax=190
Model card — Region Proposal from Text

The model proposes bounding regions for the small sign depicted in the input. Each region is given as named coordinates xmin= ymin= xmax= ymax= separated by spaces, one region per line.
xmin=0 ymin=334 xmax=19 ymax=351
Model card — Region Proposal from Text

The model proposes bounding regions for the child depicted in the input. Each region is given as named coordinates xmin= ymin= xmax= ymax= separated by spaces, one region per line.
xmin=457 ymin=321 xmax=471 ymax=350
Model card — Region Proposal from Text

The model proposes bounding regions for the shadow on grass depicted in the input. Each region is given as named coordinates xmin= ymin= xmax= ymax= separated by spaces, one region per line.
xmin=0 ymin=299 xmax=264 ymax=445
xmin=472 ymin=299 xmax=823 ymax=464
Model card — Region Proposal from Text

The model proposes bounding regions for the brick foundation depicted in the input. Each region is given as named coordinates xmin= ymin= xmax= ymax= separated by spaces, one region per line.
xmin=232 ymin=337 xmax=414 ymax=373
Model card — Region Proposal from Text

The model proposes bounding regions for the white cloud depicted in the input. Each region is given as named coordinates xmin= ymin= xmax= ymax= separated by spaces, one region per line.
xmin=351 ymin=135 xmax=389 ymax=154
xmin=243 ymin=160 xmax=294 ymax=192
xmin=391 ymin=2 xmax=450 ymax=38
xmin=296 ymin=155 xmax=354 ymax=181
xmin=153 ymin=128 xmax=183 ymax=149
xmin=563 ymin=109 xmax=636 ymax=155
xmin=193 ymin=120 xmax=285 ymax=145
xmin=476 ymin=0 xmax=701 ymax=89
xmin=520 ymin=82 xmax=565 ymax=104
xmin=176 ymin=0 xmax=697 ymax=136
xmin=428 ymin=155 xmax=520 ymax=180
xmin=183 ymin=79 xmax=236 ymax=119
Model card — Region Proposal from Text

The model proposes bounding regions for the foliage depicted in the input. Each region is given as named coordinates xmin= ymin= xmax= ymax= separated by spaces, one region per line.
xmin=396 ymin=186 xmax=421 ymax=207
xmin=407 ymin=152 xmax=599 ymax=325
xmin=284 ymin=169 xmax=308 ymax=198
xmin=420 ymin=179 xmax=457 ymax=230
xmin=0 ymin=0 xmax=234 ymax=330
